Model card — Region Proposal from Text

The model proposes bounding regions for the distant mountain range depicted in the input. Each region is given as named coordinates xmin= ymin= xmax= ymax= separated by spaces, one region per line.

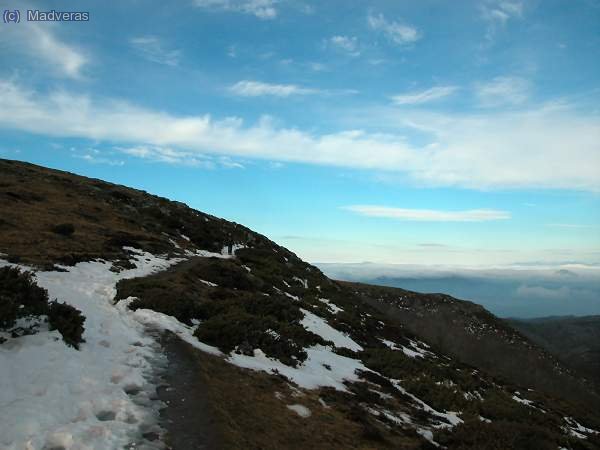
xmin=317 ymin=262 xmax=600 ymax=318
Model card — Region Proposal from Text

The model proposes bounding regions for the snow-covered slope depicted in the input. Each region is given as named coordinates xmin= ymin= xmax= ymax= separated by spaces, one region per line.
xmin=0 ymin=250 xmax=178 ymax=449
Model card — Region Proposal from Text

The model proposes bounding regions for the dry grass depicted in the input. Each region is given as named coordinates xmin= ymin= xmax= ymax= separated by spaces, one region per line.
xmin=177 ymin=342 xmax=424 ymax=450
xmin=0 ymin=158 xmax=263 ymax=268
xmin=0 ymin=159 xmax=166 ymax=266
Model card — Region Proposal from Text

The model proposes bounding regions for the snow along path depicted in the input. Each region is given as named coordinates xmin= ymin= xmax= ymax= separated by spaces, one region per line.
xmin=0 ymin=249 xmax=183 ymax=450
xmin=128 ymin=306 xmax=368 ymax=392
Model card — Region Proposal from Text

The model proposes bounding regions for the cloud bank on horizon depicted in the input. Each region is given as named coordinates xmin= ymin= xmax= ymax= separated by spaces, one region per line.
xmin=317 ymin=262 xmax=600 ymax=318
xmin=0 ymin=0 xmax=599 ymax=269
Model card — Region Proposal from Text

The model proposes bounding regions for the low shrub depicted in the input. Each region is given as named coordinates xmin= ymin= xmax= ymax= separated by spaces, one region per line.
xmin=195 ymin=258 xmax=256 ymax=291
xmin=194 ymin=300 xmax=324 ymax=366
xmin=51 ymin=223 xmax=75 ymax=236
xmin=0 ymin=266 xmax=86 ymax=349
xmin=48 ymin=301 xmax=86 ymax=349
xmin=436 ymin=419 xmax=559 ymax=450
xmin=0 ymin=266 xmax=48 ymax=328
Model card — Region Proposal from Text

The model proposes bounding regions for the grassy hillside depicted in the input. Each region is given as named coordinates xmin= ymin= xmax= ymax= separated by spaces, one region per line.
xmin=344 ymin=281 xmax=600 ymax=412
xmin=508 ymin=316 xmax=600 ymax=384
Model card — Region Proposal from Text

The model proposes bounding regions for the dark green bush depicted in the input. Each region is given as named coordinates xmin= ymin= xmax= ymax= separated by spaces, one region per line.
xmin=196 ymin=259 xmax=256 ymax=291
xmin=105 ymin=231 xmax=143 ymax=249
xmin=48 ymin=300 xmax=86 ymax=349
xmin=0 ymin=266 xmax=86 ymax=349
xmin=51 ymin=223 xmax=75 ymax=236
xmin=191 ymin=290 xmax=329 ymax=365
xmin=0 ymin=266 xmax=48 ymax=328
xmin=436 ymin=419 xmax=559 ymax=450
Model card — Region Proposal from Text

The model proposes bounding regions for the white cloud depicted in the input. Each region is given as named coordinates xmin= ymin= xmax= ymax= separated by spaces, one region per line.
xmin=343 ymin=205 xmax=511 ymax=222
xmin=229 ymin=80 xmax=318 ymax=97
xmin=475 ymin=76 xmax=530 ymax=107
xmin=218 ymin=156 xmax=245 ymax=169
xmin=516 ymin=284 xmax=570 ymax=300
xmin=116 ymin=145 xmax=245 ymax=169
xmin=391 ymin=86 xmax=458 ymax=105
xmin=481 ymin=1 xmax=524 ymax=40
xmin=117 ymin=145 xmax=215 ymax=168
xmin=308 ymin=62 xmax=328 ymax=72
xmin=360 ymin=102 xmax=600 ymax=190
xmin=77 ymin=154 xmax=125 ymax=166
xmin=482 ymin=0 xmax=523 ymax=24
xmin=2 ymin=23 xmax=87 ymax=79
xmin=328 ymin=36 xmax=360 ymax=56
xmin=130 ymin=36 xmax=181 ymax=67
xmin=546 ymin=223 xmax=591 ymax=229
xmin=69 ymin=147 xmax=125 ymax=166
xmin=1 ymin=79 xmax=599 ymax=191
xmin=193 ymin=0 xmax=278 ymax=19
xmin=367 ymin=12 xmax=420 ymax=46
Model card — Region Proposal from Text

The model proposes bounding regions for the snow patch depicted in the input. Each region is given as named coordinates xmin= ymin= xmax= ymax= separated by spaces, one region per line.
xmin=287 ymin=404 xmax=311 ymax=418
xmin=292 ymin=277 xmax=308 ymax=289
xmin=228 ymin=346 xmax=368 ymax=391
xmin=284 ymin=292 xmax=300 ymax=301
xmin=185 ymin=248 xmax=232 ymax=259
xmin=564 ymin=416 xmax=599 ymax=439
xmin=318 ymin=298 xmax=343 ymax=314
xmin=416 ymin=428 xmax=439 ymax=447
xmin=301 ymin=309 xmax=362 ymax=351
xmin=221 ymin=243 xmax=246 ymax=256
xmin=381 ymin=339 xmax=428 ymax=359
xmin=127 ymin=302 xmax=221 ymax=357
xmin=512 ymin=392 xmax=545 ymax=412
xmin=391 ymin=379 xmax=463 ymax=429
xmin=511 ymin=393 xmax=534 ymax=406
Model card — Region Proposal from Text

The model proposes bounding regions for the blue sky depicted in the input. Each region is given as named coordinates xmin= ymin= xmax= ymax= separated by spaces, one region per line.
xmin=0 ymin=0 xmax=599 ymax=267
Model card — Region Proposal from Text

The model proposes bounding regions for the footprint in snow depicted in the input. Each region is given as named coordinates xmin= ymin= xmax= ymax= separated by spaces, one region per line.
xmin=96 ymin=410 xmax=116 ymax=421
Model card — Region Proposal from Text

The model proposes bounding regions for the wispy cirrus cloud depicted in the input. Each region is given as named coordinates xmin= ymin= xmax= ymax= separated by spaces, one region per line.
xmin=193 ymin=0 xmax=278 ymax=19
xmin=117 ymin=145 xmax=215 ymax=168
xmin=546 ymin=223 xmax=591 ymax=229
xmin=117 ymin=145 xmax=244 ymax=169
xmin=343 ymin=205 xmax=511 ymax=222
xmin=481 ymin=0 xmax=523 ymax=25
xmin=229 ymin=80 xmax=318 ymax=97
xmin=2 ymin=23 xmax=87 ymax=79
xmin=130 ymin=36 xmax=181 ymax=67
xmin=391 ymin=86 xmax=458 ymax=105
xmin=1 ymin=79 xmax=599 ymax=191
xmin=475 ymin=76 xmax=530 ymax=107
xmin=367 ymin=12 xmax=420 ymax=46
xmin=481 ymin=0 xmax=524 ymax=40
xmin=71 ymin=148 xmax=125 ymax=166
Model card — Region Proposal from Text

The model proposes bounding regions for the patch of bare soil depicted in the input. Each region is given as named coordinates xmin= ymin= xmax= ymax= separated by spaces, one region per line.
xmin=157 ymin=332 xmax=220 ymax=450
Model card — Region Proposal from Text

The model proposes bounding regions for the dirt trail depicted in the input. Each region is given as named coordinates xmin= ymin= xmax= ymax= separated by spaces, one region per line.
xmin=157 ymin=332 xmax=220 ymax=450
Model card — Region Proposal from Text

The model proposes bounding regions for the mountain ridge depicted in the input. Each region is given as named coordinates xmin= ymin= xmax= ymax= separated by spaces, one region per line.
xmin=1 ymin=158 xmax=599 ymax=449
